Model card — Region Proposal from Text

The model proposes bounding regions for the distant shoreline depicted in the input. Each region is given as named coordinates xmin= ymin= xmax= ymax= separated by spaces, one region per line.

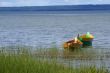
xmin=0 ymin=4 xmax=110 ymax=12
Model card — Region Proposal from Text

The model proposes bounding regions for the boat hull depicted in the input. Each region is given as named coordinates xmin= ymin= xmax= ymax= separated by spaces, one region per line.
xmin=63 ymin=40 xmax=83 ymax=49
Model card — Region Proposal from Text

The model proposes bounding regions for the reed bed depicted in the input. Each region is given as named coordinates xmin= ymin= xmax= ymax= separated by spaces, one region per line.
xmin=0 ymin=53 xmax=109 ymax=73
xmin=0 ymin=46 xmax=109 ymax=73
xmin=33 ymin=47 xmax=110 ymax=60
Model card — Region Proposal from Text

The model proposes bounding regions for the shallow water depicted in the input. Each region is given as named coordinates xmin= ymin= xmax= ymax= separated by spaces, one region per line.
xmin=31 ymin=47 xmax=110 ymax=70
xmin=0 ymin=12 xmax=110 ymax=48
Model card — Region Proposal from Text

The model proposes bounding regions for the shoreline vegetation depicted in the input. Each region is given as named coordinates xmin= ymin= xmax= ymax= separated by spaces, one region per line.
xmin=0 ymin=46 xmax=110 ymax=73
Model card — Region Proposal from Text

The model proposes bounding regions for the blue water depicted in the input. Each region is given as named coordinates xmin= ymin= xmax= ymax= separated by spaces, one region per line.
xmin=0 ymin=11 xmax=110 ymax=70
xmin=0 ymin=11 xmax=110 ymax=48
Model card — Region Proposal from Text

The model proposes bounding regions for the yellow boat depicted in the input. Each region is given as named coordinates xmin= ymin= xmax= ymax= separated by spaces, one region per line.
xmin=63 ymin=37 xmax=83 ymax=49
xmin=63 ymin=32 xmax=94 ymax=49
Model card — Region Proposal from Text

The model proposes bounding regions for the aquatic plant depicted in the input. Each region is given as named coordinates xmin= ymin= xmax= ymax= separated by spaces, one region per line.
xmin=0 ymin=46 xmax=109 ymax=73
xmin=0 ymin=53 xmax=109 ymax=73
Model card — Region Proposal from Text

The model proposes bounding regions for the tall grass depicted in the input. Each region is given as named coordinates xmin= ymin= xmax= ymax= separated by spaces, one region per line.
xmin=34 ymin=47 xmax=107 ymax=60
xmin=0 ymin=47 xmax=109 ymax=73
xmin=0 ymin=53 xmax=109 ymax=73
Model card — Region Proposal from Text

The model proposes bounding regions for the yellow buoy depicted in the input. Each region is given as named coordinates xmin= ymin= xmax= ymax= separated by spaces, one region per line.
xmin=79 ymin=32 xmax=94 ymax=41
xmin=79 ymin=32 xmax=94 ymax=47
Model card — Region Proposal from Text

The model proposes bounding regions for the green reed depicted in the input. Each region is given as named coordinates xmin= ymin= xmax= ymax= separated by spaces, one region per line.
xmin=0 ymin=46 xmax=109 ymax=73
xmin=0 ymin=53 xmax=109 ymax=73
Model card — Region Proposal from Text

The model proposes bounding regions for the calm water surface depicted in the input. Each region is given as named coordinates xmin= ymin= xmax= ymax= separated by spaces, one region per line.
xmin=0 ymin=12 xmax=110 ymax=48
xmin=0 ymin=12 xmax=110 ymax=69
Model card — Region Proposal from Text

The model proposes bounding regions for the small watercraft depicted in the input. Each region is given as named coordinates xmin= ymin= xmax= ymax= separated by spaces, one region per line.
xmin=63 ymin=37 xmax=83 ymax=49
xmin=63 ymin=32 xmax=94 ymax=49
xmin=78 ymin=32 xmax=94 ymax=47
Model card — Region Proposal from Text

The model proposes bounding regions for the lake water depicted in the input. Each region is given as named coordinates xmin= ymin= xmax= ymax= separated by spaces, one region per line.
xmin=0 ymin=11 xmax=110 ymax=70
xmin=0 ymin=11 xmax=110 ymax=48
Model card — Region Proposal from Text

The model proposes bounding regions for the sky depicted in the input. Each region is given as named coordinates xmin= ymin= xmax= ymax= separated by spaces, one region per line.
xmin=0 ymin=0 xmax=110 ymax=7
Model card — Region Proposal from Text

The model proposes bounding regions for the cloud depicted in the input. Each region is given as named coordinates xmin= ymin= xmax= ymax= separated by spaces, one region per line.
xmin=63 ymin=0 xmax=81 ymax=5
xmin=0 ymin=0 xmax=52 ymax=6
xmin=0 ymin=0 xmax=110 ymax=7
xmin=0 ymin=2 xmax=13 ymax=7
xmin=15 ymin=0 xmax=50 ymax=6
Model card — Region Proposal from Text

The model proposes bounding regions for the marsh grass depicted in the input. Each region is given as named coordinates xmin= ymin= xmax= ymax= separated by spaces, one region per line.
xmin=1 ymin=46 xmax=110 ymax=60
xmin=34 ymin=47 xmax=60 ymax=59
xmin=0 ymin=52 xmax=109 ymax=73
xmin=36 ymin=47 xmax=110 ymax=62
xmin=33 ymin=47 xmax=110 ymax=60
xmin=0 ymin=46 xmax=109 ymax=73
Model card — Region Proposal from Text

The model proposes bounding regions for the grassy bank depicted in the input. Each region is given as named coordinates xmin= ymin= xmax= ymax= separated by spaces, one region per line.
xmin=0 ymin=52 xmax=109 ymax=73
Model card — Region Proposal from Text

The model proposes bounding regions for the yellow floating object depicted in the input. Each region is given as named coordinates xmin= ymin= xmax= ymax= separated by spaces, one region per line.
xmin=63 ymin=38 xmax=83 ymax=49
xmin=79 ymin=34 xmax=94 ymax=41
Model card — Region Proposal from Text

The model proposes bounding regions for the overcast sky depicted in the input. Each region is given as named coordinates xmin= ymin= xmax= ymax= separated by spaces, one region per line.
xmin=0 ymin=0 xmax=110 ymax=7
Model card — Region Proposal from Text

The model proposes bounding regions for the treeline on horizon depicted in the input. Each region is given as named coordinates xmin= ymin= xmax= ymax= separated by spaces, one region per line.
xmin=0 ymin=4 xmax=110 ymax=11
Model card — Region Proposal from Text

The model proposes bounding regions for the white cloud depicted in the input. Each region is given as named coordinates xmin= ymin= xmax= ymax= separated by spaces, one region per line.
xmin=15 ymin=0 xmax=53 ymax=6
xmin=0 ymin=0 xmax=110 ymax=7
xmin=63 ymin=0 xmax=81 ymax=5
xmin=0 ymin=2 xmax=13 ymax=7
xmin=0 ymin=0 xmax=51 ymax=7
